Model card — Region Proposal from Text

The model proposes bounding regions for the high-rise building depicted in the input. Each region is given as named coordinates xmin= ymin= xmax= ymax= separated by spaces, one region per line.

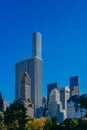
xmin=70 ymin=76 xmax=80 ymax=96
xmin=60 ymin=86 xmax=70 ymax=110
xmin=47 ymin=82 xmax=59 ymax=102
xmin=19 ymin=71 xmax=34 ymax=117
xmin=15 ymin=32 xmax=43 ymax=116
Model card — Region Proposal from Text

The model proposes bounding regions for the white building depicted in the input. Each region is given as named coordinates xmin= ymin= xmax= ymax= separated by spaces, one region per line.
xmin=48 ymin=88 xmax=66 ymax=123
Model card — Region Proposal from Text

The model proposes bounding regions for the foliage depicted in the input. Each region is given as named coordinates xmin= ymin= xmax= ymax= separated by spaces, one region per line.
xmin=80 ymin=118 xmax=87 ymax=130
xmin=25 ymin=117 xmax=87 ymax=130
xmin=43 ymin=118 xmax=53 ymax=130
xmin=0 ymin=112 xmax=5 ymax=129
xmin=43 ymin=116 xmax=59 ymax=130
xmin=80 ymin=94 xmax=87 ymax=110
xmin=26 ymin=116 xmax=59 ymax=130
xmin=59 ymin=124 xmax=66 ymax=130
xmin=4 ymin=100 xmax=26 ymax=130
xmin=27 ymin=117 xmax=46 ymax=130
xmin=63 ymin=118 xmax=79 ymax=130
xmin=26 ymin=116 xmax=34 ymax=122
xmin=74 ymin=94 xmax=87 ymax=118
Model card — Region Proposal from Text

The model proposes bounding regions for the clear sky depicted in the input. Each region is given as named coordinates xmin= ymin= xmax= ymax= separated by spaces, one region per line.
xmin=0 ymin=0 xmax=87 ymax=103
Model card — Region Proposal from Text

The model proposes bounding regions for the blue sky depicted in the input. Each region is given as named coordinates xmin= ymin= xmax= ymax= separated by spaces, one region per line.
xmin=0 ymin=0 xmax=87 ymax=103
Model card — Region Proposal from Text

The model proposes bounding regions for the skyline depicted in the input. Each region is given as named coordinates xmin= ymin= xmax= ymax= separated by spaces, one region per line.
xmin=0 ymin=0 xmax=87 ymax=103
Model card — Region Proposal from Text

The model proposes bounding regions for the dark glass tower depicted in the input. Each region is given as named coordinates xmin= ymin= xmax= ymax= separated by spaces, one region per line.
xmin=70 ymin=76 xmax=80 ymax=96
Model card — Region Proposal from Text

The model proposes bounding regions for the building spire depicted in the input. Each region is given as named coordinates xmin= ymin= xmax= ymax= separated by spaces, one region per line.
xmin=32 ymin=32 xmax=42 ymax=59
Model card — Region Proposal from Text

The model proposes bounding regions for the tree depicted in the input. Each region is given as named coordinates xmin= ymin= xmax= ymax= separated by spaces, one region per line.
xmin=51 ymin=116 xmax=59 ymax=130
xmin=64 ymin=118 xmax=79 ymax=130
xmin=43 ymin=116 xmax=59 ymax=130
xmin=75 ymin=94 xmax=87 ymax=118
xmin=80 ymin=118 xmax=87 ymax=130
xmin=0 ymin=112 xmax=5 ymax=130
xmin=80 ymin=94 xmax=87 ymax=110
xmin=43 ymin=118 xmax=53 ymax=130
xmin=4 ymin=100 xmax=26 ymax=130
xmin=51 ymin=116 xmax=58 ymax=124
xmin=27 ymin=117 xmax=46 ymax=130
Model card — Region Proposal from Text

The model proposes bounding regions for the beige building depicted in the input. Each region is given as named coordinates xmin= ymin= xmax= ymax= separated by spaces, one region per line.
xmin=19 ymin=71 xmax=34 ymax=117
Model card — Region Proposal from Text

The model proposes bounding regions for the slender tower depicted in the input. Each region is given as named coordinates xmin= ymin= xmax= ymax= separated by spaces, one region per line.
xmin=32 ymin=32 xmax=42 ymax=59
xmin=31 ymin=32 xmax=43 ymax=116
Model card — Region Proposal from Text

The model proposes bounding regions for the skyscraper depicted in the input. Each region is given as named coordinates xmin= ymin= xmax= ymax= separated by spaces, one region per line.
xmin=70 ymin=76 xmax=80 ymax=96
xmin=15 ymin=32 xmax=43 ymax=116
xmin=19 ymin=71 xmax=34 ymax=117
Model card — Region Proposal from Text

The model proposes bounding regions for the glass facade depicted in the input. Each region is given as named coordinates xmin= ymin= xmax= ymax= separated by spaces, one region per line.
xmin=70 ymin=76 xmax=80 ymax=96
xmin=15 ymin=57 xmax=43 ymax=113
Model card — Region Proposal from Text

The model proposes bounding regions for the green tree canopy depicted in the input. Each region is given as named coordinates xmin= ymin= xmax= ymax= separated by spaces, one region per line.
xmin=43 ymin=116 xmax=59 ymax=130
xmin=4 ymin=100 xmax=26 ymax=130
xmin=74 ymin=94 xmax=87 ymax=118
xmin=80 ymin=118 xmax=87 ymax=130
xmin=63 ymin=118 xmax=79 ymax=130
xmin=0 ymin=112 xmax=5 ymax=129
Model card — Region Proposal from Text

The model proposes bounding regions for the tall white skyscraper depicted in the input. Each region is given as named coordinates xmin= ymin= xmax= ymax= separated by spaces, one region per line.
xmin=32 ymin=32 xmax=42 ymax=59
xmin=15 ymin=32 xmax=43 ymax=117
